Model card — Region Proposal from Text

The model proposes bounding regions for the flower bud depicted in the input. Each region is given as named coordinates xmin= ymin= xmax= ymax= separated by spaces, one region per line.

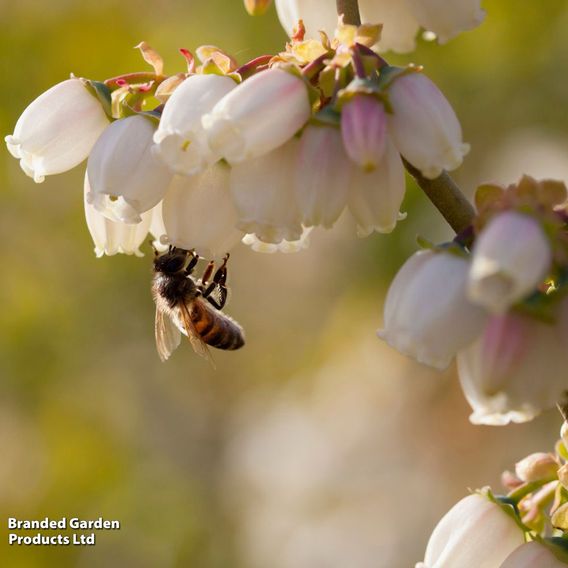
xmin=86 ymin=115 xmax=172 ymax=224
xmin=468 ymin=211 xmax=552 ymax=314
xmin=387 ymin=71 xmax=469 ymax=179
xmin=230 ymin=139 xmax=303 ymax=244
xmin=515 ymin=453 xmax=558 ymax=483
xmin=379 ymin=249 xmax=487 ymax=370
xmin=161 ymin=164 xmax=242 ymax=258
xmin=348 ymin=139 xmax=406 ymax=236
xmin=457 ymin=311 xmax=565 ymax=425
xmin=152 ymin=74 xmax=236 ymax=176
xmin=405 ymin=0 xmax=485 ymax=44
xmin=83 ymin=172 xmax=152 ymax=257
xmin=501 ymin=541 xmax=568 ymax=568
xmin=416 ymin=493 xmax=524 ymax=568
xmin=341 ymin=95 xmax=387 ymax=172
xmin=202 ymin=68 xmax=311 ymax=164
xmin=295 ymin=124 xmax=351 ymax=228
xmin=244 ymin=0 xmax=272 ymax=15
xmin=5 ymin=78 xmax=109 ymax=183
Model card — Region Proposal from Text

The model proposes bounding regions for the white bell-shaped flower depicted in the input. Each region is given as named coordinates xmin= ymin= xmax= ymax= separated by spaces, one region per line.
xmin=457 ymin=309 xmax=566 ymax=425
xmin=406 ymin=0 xmax=485 ymax=44
xmin=83 ymin=172 xmax=152 ymax=257
xmin=230 ymin=139 xmax=303 ymax=244
xmin=416 ymin=493 xmax=524 ymax=568
xmin=387 ymin=71 xmax=469 ymax=179
xmin=202 ymin=68 xmax=311 ymax=164
xmin=242 ymin=227 xmax=313 ymax=253
xmin=274 ymin=0 xmax=339 ymax=40
xmin=359 ymin=0 xmax=420 ymax=53
xmin=467 ymin=211 xmax=552 ymax=314
xmin=295 ymin=124 xmax=351 ymax=228
xmin=86 ymin=115 xmax=172 ymax=224
xmin=348 ymin=138 xmax=406 ymax=236
xmin=379 ymin=249 xmax=487 ymax=370
xmin=152 ymin=74 xmax=236 ymax=176
xmin=161 ymin=164 xmax=242 ymax=258
xmin=501 ymin=541 xmax=568 ymax=568
xmin=5 ymin=78 xmax=109 ymax=183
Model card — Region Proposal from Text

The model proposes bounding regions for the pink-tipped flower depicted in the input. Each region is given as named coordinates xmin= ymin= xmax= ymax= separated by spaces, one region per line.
xmin=405 ymin=0 xmax=485 ymax=44
xmin=5 ymin=78 xmax=109 ymax=183
xmin=295 ymin=124 xmax=351 ymax=228
xmin=202 ymin=68 xmax=311 ymax=164
xmin=86 ymin=116 xmax=172 ymax=224
xmin=457 ymin=310 xmax=565 ymax=425
xmin=160 ymin=164 xmax=242 ymax=259
xmin=468 ymin=211 xmax=552 ymax=314
xmin=387 ymin=71 xmax=469 ymax=179
xmin=152 ymin=74 xmax=236 ymax=176
xmin=348 ymin=139 xmax=407 ymax=236
xmin=83 ymin=172 xmax=153 ymax=257
xmin=416 ymin=493 xmax=524 ymax=568
xmin=501 ymin=541 xmax=568 ymax=568
xmin=379 ymin=249 xmax=487 ymax=370
xmin=230 ymin=139 xmax=303 ymax=244
xmin=341 ymin=95 xmax=387 ymax=172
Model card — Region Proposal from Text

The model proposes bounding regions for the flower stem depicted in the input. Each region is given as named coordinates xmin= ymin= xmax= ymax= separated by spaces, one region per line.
xmin=403 ymin=159 xmax=476 ymax=235
xmin=336 ymin=0 xmax=476 ymax=236
xmin=336 ymin=0 xmax=361 ymax=25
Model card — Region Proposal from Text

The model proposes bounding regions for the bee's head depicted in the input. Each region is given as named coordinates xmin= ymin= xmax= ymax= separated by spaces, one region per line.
xmin=153 ymin=246 xmax=189 ymax=275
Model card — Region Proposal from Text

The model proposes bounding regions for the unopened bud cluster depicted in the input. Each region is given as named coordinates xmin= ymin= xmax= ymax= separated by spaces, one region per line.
xmin=5 ymin=21 xmax=468 ymax=257
xmin=417 ymin=422 xmax=568 ymax=567
xmin=380 ymin=175 xmax=568 ymax=425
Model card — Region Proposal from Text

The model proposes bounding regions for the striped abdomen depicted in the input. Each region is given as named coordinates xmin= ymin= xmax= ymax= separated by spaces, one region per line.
xmin=190 ymin=299 xmax=245 ymax=351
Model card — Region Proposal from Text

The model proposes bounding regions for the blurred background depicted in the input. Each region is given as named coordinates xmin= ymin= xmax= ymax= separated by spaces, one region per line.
xmin=1 ymin=0 xmax=568 ymax=566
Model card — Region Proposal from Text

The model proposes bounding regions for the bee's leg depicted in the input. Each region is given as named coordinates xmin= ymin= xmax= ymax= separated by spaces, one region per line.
xmin=200 ymin=260 xmax=215 ymax=286
xmin=202 ymin=254 xmax=229 ymax=309
xmin=213 ymin=253 xmax=229 ymax=287
xmin=184 ymin=249 xmax=200 ymax=276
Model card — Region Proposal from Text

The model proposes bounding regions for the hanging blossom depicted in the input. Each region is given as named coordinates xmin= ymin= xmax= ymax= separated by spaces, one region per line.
xmin=152 ymin=73 xmax=237 ymax=175
xmin=84 ymin=173 xmax=156 ymax=257
xmin=379 ymin=176 xmax=568 ymax=425
xmin=159 ymin=163 xmax=243 ymax=259
xmin=5 ymin=78 xmax=110 ymax=183
xmin=272 ymin=0 xmax=485 ymax=53
xmin=418 ymin=420 xmax=568 ymax=567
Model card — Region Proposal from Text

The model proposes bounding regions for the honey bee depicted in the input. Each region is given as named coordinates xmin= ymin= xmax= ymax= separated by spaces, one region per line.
xmin=152 ymin=246 xmax=245 ymax=362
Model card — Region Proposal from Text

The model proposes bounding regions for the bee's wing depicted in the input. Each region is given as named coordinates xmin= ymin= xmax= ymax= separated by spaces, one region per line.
xmin=178 ymin=300 xmax=216 ymax=368
xmin=155 ymin=307 xmax=182 ymax=362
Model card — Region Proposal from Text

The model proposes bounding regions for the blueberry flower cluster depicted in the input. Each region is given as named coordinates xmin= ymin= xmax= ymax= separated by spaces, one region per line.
xmin=5 ymin=22 xmax=468 ymax=258
xmin=417 ymin=419 xmax=568 ymax=567
xmin=380 ymin=176 xmax=568 ymax=425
